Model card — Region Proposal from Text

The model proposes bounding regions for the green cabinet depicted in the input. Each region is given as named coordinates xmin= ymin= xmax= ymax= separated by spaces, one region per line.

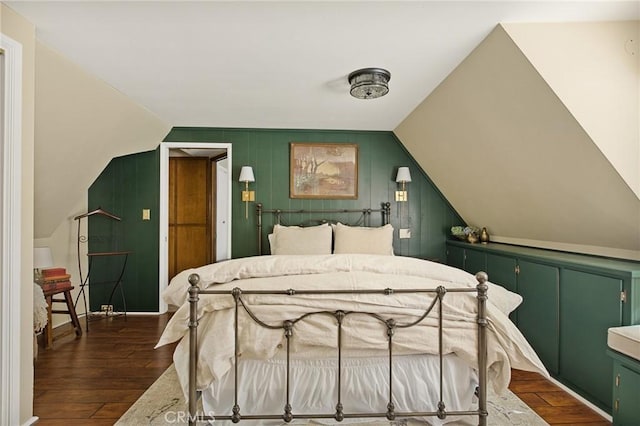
xmin=517 ymin=260 xmax=560 ymax=374
xmin=446 ymin=244 xmax=465 ymax=270
xmin=562 ymin=269 xmax=623 ymax=408
xmin=486 ymin=253 xmax=517 ymax=294
xmin=464 ymin=248 xmax=486 ymax=275
xmin=445 ymin=245 xmax=486 ymax=275
xmin=609 ymin=350 xmax=640 ymax=425
xmin=446 ymin=240 xmax=640 ymax=413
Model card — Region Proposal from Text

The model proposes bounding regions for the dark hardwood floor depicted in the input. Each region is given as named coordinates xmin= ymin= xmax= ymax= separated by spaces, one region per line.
xmin=34 ymin=315 xmax=610 ymax=425
xmin=34 ymin=314 xmax=177 ymax=425
xmin=509 ymin=370 xmax=611 ymax=425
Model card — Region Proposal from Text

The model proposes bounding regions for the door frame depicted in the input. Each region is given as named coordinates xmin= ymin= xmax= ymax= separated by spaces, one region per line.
xmin=0 ymin=33 xmax=23 ymax=426
xmin=159 ymin=142 xmax=232 ymax=313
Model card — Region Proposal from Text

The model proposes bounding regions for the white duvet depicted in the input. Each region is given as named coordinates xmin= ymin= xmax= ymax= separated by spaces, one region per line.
xmin=156 ymin=254 xmax=548 ymax=399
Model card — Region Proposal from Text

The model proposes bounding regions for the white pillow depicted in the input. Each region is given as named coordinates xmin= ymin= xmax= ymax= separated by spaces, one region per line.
xmin=269 ymin=223 xmax=332 ymax=255
xmin=333 ymin=223 xmax=394 ymax=255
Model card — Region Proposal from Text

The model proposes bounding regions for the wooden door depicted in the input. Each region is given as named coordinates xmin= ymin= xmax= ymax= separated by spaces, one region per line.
xmin=168 ymin=157 xmax=212 ymax=281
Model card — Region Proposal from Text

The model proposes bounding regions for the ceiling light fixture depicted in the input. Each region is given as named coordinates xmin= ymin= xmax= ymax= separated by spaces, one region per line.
xmin=348 ymin=68 xmax=391 ymax=100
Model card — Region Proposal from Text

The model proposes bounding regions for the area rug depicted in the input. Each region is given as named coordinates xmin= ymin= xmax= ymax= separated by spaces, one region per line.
xmin=117 ymin=365 xmax=548 ymax=425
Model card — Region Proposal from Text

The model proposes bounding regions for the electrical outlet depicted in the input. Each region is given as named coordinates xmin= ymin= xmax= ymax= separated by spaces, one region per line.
xmin=399 ymin=228 xmax=411 ymax=239
xmin=101 ymin=304 xmax=113 ymax=313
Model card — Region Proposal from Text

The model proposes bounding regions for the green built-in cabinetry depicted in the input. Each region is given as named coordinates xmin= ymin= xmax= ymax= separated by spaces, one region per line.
xmin=608 ymin=349 xmax=640 ymax=425
xmin=446 ymin=240 xmax=640 ymax=413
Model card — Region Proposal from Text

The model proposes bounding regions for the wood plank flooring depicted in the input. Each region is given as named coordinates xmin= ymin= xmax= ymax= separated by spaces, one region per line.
xmin=509 ymin=369 xmax=611 ymax=425
xmin=34 ymin=314 xmax=611 ymax=425
xmin=34 ymin=315 xmax=177 ymax=425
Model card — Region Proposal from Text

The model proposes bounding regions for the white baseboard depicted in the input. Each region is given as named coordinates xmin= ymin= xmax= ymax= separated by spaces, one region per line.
xmin=23 ymin=416 xmax=38 ymax=425
xmin=49 ymin=311 xmax=164 ymax=331
xmin=547 ymin=376 xmax=612 ymax=421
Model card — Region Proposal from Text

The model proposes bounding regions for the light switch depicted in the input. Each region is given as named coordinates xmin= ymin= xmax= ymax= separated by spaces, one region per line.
xmin=142 ymin=209 xmax=151 ymax=220
xmin=399 ymin=228 xmax=411 ymax=239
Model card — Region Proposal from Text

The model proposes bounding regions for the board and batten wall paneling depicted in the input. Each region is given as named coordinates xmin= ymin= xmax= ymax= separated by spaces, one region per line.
xmin=163 ymin=127 xmax=463 ymax=261
xmin=87 ymin=127 xmax=464 ymax=312
xmin=87 ymin=148 xmax=160 ymax=312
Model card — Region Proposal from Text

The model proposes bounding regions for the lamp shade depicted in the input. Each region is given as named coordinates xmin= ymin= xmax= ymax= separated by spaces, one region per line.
xmin=33 ymin=247 xmax=53 ymax=269
xmin=239 ymin=166 xmax=255 ymax=183
xmin=396 ymin=167 xmax=412 ymax=183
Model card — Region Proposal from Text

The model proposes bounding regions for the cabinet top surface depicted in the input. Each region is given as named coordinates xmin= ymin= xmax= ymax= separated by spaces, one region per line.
xmin=447 ymin=240 xmax=640 ymax=276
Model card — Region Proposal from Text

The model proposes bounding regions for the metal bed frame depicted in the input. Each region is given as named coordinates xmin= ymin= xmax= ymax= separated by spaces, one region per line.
xmin=186 ymin=273 xmax=489 ymax=425
xmin=256 ymin=202 xmax=392 ymax=255
xmin=185 ymin=204 xmax=489 ymax=425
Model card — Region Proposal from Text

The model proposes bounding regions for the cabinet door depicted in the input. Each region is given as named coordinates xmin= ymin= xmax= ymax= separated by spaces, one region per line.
xmin=517 ymin=260 xmax=560 ymax=374
xmin=614 ymin=363 xmax=640 ymax=425
xmin=561 ymin=269 xmax=623 ymax=410
xmin=464 ymin=248 xmax=486 ymax=275
xmin=447 ymin=245 xmax=465 ymax=270
xmin=486 ymin=253 xmax=517 ymax=293
xmin=486 ymin=253 xmax=518 ymax=323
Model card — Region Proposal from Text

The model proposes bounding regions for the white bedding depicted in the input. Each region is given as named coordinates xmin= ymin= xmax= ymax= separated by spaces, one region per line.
xmin=203 ymin=354 xmax=478 ymax=425
xmin=157 ymin=254 xmax=548 ymax=402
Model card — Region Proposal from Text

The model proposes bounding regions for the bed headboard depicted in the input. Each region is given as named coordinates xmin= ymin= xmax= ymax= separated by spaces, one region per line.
xmin=256 ymin=202 xmax=391 ymax=255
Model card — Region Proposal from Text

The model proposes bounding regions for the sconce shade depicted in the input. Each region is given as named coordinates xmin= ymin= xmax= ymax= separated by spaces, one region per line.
xmin=348 ymin=68 xmax=391 ymax=100
xmin=34 ymin=247 xmax=53 ymax=269
xmin=396 ymin=167 xmax=412 ymax=183
xmin=239 ymin=166 xmax=255 ymax=183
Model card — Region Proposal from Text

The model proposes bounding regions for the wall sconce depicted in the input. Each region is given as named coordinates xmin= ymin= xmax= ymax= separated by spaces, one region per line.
xmin=33 ymin=246 xmax=53 ymax=283
xmin=239 ymin=166 xmax=255 ymax=219
xmin=395 ymin=167 xmax=412 ymax=202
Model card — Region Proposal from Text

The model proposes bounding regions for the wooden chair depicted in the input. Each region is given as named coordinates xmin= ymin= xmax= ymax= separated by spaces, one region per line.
xmin=43 ymin=286 xmax=82 ymax=349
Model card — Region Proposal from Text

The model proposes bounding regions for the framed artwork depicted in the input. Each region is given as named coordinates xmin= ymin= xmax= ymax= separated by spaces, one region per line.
xmin=290 ymin=143 xmax=358 ymax=199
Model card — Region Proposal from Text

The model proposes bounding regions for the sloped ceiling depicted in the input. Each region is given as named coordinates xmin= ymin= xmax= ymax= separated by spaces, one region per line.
xmin=34 ymin=42 xmax=170 ymax=237
xmin=394 ymin=23 xmax=640 ymax=260
xmin=6 ymin=2 xmax=639 ymax=259
xmin=6 ymin=1 xmax=638 ymax=131
xmin=504 ymin=21 xmax=640 ymax=199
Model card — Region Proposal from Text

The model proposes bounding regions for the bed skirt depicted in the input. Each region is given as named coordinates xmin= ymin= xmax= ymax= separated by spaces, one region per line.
xmin=203 ymin=353 xmax=478 ymax=425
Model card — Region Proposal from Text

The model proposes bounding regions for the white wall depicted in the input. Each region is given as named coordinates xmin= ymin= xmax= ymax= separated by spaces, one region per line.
xmin=503 ymin=21 xmax=640 ymax=199
xmin=34 ymin=197 xmax=89 ymax=329
xmin=34 ymin=41 xmax=171 ymax=239
xmin=395 ymin=23 xmax=640 ymax=260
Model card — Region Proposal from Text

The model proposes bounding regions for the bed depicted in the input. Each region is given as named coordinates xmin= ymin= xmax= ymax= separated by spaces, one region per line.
xmin=156 ymin=204 xmax=547 ymax=426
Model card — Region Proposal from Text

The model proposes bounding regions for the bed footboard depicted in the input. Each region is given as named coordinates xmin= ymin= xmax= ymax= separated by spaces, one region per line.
xmin=187 ymin=272 xmax=489 ymax=426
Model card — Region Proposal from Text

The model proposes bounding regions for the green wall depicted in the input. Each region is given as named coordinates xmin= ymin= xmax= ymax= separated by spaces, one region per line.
xmin=87 ymin=127 xmax=463 ymax=312
xmin=164 ymin=127 xmax=463 ymax=261
xmin=88 ymin=148 xmax=160 ymax=312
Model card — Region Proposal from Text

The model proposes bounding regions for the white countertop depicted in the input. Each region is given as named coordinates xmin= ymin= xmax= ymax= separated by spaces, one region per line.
xmin=608 ymin=325 xmax=640 ymax=362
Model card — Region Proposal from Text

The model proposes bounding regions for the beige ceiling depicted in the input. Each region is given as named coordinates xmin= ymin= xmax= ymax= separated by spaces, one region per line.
xmin=6 ymin=1 xmax=639 ymax=130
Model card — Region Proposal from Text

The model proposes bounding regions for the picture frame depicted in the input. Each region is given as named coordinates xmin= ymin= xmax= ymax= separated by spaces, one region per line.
xmin=290 ymin=143 xmax=358 ymax=199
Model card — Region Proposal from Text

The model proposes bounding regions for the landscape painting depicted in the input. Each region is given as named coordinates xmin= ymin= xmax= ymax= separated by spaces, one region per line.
xmin=290 ymin=143 xmax=358 ymax=199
